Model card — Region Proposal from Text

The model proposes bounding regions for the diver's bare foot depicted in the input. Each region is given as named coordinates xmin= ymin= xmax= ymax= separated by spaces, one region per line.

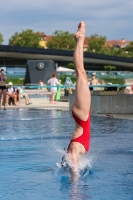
xmin=74 ymin=21 xmax=86 ymax=41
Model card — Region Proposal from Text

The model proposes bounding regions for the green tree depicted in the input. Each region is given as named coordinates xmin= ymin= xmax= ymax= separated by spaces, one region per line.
xmin=125 ymin=41 xmax=133 ymax=57
xmin=0 ymin=33 xmax=4 ymax=44
xmin=47 ymin=30 xmax=75 ymax=50
xmin=104 ymin=65 xmax=116 ymax=71
xmin=114 ymin=48 xmax=127 ymax=57
xmin=87 ymin=34 xmax=107 ymax=54
xmin=9 ymin=29 xmax=41 ymax=48
xmin=87 ymin=34 xmax=128 ymax=57
xmin=67 ymin=63 xmax=74 ymax=69
xmin=107 ymin=47 xmax=127 ymax=57
xmin=104 ymin=65 xmax=116 ymax=75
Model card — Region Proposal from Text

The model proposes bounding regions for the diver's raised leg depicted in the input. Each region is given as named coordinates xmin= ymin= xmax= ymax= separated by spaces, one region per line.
xmin=72 ymin=21 xmax=91 ymax=120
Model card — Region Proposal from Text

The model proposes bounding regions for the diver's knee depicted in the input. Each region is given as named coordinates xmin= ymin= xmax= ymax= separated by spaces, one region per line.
xmin=76 ymin=68 xmax=86 ymax=75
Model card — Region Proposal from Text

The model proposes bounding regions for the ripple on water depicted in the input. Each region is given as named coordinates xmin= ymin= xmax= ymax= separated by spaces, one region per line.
xmin=0 ymin=109 xmax=133 ymax=200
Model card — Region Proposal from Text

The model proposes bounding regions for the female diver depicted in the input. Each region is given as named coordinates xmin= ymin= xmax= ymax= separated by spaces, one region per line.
xmin=61 ymin=21 xmax=91 ymax=171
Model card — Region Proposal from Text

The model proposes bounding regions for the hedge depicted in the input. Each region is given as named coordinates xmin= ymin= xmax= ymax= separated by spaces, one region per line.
xmin=5 ymin=77 xmax=125 ymax=86
xmin=6 ymin=78 xmax=24 ymax=85
xmin=102 ymin=78 xmax=125 ymax=85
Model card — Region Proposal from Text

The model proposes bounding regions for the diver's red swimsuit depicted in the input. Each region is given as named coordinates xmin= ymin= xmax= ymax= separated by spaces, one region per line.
xmin=68 ymin=111 xmax=90 ymax=152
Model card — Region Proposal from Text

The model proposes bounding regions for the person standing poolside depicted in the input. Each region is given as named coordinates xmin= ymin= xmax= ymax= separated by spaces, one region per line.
xmin=0 ymin=69 xmax=7 ymax=110
xmin=90 ymin=73 xmax=98 ymax=90
xmin=47 ymin=74 xmax=59 ymax=104
xmin=39 ymin=79 xmax=44 ymax=90
xmin=61 ymin=21 xmax=91 ymax=169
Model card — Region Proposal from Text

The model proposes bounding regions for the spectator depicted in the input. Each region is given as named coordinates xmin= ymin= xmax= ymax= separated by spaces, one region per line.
xmin=16 ymin=87 xmax=32 ymax=105
xmin=64 ymin=77 xmax=74 ymax=94
xmin=0 ymin=69 xmax=7 ymax=109
xmin=90 ymin=73 xmax=98 ymax=90
xmin=39 ymin=80 xmax=44 ymax=90
xmin=125 ymin=88 xmax=130 ymax=94
xmin=88 ymin=78 xmax=91 ymax=86
xmin=47 ymin=74 xmax=59 ymax=104
xmin=6 ymin=82 xmax=17 ymax=106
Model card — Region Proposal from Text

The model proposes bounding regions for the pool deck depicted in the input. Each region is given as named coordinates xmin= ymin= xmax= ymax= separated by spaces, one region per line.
xmin=4 ymin=98 xmax=69 ymax=111
xmin=2 ymin=98 xmax=133 ymax=120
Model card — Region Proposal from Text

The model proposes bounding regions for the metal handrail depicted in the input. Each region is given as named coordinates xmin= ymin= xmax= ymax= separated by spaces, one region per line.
xmin=21 ymin=84 xmax=133 ymax=89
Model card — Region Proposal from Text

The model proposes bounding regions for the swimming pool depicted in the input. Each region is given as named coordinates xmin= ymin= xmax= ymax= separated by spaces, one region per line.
xmin=0 ymin=109 xmax=133 ymax=200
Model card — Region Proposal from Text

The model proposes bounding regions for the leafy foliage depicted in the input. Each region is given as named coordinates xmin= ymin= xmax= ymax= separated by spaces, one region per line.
xmin=125 ymin=41 xmax=133 ymax=57
xmin=6 ymin=78 xmax=24 ymax=85
xmin=104 ymin=65 xmax=116 ymax=71
xmin=7 ymin=28 xmax=133 ymax=58
xmin=9 ymin=30 xmax=41 ymax=47
xmin=108 ymin=47 xmax=127 ymax=57
xmin=87 ymin=34 xmax=127 ymax=57
xmin=87 ymin=34 xmax=107 ymax=54
xmin=47 ymin=30 xmax=75 ymax=50
xmin=102 ymin=78 xmax=125 ymax=85
xmin=0 ymin=33 xmax=4 ymax=44
xmin=67 ymin=63 xmax=74 ymax=69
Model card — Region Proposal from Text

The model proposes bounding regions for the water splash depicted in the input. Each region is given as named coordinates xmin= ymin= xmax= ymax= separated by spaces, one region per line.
xmin=54 ymin=147 xmax=93 ymax=181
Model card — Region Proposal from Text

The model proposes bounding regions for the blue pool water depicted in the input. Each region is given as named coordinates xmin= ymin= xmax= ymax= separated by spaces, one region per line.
xmin=0 ymin=109 xmax=133 ymax=200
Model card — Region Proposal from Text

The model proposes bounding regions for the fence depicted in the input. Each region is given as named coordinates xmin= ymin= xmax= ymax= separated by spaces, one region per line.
xmin=8 ymin=83 xmax=133 ymax=101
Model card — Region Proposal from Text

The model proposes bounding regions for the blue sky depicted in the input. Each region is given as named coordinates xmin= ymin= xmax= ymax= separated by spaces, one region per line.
xmin=0 ymin=0 xmax=133 ymax=44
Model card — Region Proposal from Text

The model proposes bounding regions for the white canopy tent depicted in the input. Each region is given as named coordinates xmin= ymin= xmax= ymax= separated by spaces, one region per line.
xmin=0 ymin=67 xmax=6 ymax=73
xmin=56 ymin=66 xmax=75 ymax=72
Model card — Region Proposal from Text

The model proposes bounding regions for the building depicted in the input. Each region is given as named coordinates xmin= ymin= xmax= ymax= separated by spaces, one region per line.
xmin=39 ymin=32 xmax=52 ymax=49
xmin=0 ymin=45 xmax=133 ymax=80
xmin=106 ymin=38 xmax=130 ymax=49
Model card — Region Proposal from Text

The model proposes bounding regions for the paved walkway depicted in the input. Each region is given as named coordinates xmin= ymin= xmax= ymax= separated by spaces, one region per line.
xmin=4 ymin=98 xmax=69 ymax=111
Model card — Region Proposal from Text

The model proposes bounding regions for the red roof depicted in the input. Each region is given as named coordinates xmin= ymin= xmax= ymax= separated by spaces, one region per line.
xmin=45 ymin=35 xmax=52 ymax=41
xmin=39 ymin=32 xmax=46 ymax=37
xmin=106 ymin=39 xmax=130 ymax=48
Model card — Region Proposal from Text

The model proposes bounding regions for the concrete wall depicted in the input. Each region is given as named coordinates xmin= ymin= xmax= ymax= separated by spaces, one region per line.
xmin=69 ymin=93 xmax=133 ymax=114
